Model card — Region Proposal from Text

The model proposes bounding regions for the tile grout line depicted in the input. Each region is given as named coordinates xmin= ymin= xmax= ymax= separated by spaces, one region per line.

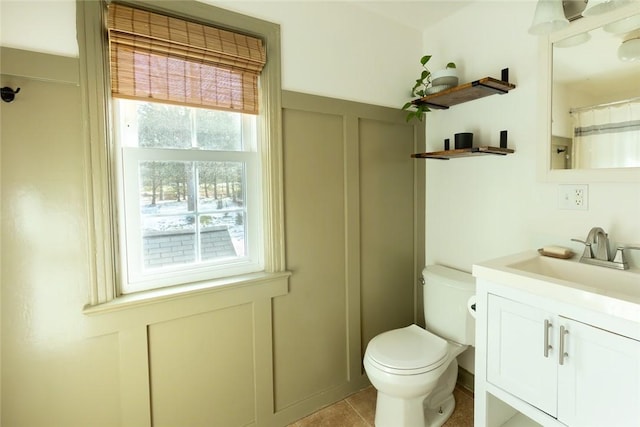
xmin=345 ymin=397 xmax=374 ymax=427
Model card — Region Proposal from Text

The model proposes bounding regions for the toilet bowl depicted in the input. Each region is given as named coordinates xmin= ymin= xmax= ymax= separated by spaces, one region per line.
xmin=363 ymin=265 xmax=475 ymax=427
xmin=364 ymin=325 xmax=467 ymax=427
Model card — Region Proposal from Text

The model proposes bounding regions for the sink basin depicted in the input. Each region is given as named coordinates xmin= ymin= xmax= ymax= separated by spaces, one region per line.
xmin=508 ymin=255 xmax=640 ymax=302
xmin=473 ymin=251 xmax=640 ymax=324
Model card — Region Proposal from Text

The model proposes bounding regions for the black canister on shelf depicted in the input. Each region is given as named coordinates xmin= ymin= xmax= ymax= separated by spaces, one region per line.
xmin=454 ymin=132 xmax=473 ymax=149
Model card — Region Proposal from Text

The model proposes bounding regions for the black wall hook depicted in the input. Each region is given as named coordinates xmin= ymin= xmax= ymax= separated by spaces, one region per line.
xmin=1 ymin=87 xmax=21 ymax=103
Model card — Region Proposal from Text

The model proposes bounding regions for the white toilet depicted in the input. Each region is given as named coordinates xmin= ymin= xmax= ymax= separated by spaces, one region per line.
xmin=363 ymin=265 xmax=476 ymax=427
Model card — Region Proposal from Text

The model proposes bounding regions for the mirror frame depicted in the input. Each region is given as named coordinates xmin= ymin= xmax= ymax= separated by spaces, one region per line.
xmin=538 ymin=1 xmax=640 ymax=183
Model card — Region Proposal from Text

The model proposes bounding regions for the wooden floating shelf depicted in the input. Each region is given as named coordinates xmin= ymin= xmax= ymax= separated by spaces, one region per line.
xmin=408 ymin=69 xmax=515 ymax=160
xmin=412 ymin=130 xmax=513 ymax=160
xmin=412 ymin=76 xmax=516 ymax=110
xmin=411 ymin=146 xmax=514 ymax=160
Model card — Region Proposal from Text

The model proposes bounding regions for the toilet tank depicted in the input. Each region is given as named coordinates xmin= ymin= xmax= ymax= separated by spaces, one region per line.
xmin=423 ymin=265 xmax=476 ymax=346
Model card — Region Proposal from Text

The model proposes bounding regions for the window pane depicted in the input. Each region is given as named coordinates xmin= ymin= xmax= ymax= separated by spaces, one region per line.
xmin=140 ymin=161 xmax=195 ymax=213
xmin=138 ymin=102 xmax=191 ymax=149
xmin=199 ymin=213 xmax=245 ymax=258
xmin=138 ymin=159 xmax=247 ymax=272
xmin=198 ymin=162 xmax=244 ymax=212
xmin=143 ymin=215 xmax=196 ymax=269
xmin=119 ymin=99 xmax=245 ymax=151
xmin=196 ymin=108 xmax=243 ymax=150
xmin=198 ymin=161 xmax=246 ymax=257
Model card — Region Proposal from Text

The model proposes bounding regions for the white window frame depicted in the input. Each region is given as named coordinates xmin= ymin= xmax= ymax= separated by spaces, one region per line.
xmin=77 ymin=0 xmax=285 ymax=308
xmin=115 ymin=102 xmax=263 ymax=292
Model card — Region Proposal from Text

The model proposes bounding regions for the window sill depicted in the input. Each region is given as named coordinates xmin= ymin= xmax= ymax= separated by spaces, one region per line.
xmin=82 ymin=271 xmax=291 ymax=316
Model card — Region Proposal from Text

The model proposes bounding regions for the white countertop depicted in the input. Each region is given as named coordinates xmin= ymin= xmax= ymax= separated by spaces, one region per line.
xmin=473 ymin=250 xmax=640 ymax=326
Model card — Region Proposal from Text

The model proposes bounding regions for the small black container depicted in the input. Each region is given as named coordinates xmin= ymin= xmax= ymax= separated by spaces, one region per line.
xmin=454 ymin=132 xmax=473 ymax=149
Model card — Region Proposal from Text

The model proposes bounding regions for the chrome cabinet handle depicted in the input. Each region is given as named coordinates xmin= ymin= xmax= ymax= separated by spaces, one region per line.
xmin=544 ymin=319 xmax=553 ymax=358
xmin=559 ymin=325 xmax=569 ymax=365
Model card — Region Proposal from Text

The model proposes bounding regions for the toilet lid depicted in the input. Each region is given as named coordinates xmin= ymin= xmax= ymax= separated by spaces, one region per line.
xmin=366 ymin=325 xmax=448 ymax=374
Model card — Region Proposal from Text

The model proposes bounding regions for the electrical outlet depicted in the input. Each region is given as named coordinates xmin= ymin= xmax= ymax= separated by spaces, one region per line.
xmin=558 ymin=184 xmax=588 ymax=210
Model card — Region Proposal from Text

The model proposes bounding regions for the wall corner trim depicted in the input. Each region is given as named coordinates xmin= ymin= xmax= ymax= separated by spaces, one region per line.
xmin=0 ymin=47 xmax=80 ymax=85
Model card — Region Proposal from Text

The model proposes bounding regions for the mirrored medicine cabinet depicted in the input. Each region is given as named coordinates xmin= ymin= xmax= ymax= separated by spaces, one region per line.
xmin=541 ymin=2 xmax=640 ymax=182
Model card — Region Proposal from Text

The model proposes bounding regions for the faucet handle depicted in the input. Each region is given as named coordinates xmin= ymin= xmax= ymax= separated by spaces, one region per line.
xmin=571 ymin=238 xmax=594 ymax=259
xmin=613 ymin=246 xmax=640 ymax=270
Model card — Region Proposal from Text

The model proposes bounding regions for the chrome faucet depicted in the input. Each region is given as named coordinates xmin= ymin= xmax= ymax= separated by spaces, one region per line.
xmin=586 ymin=227 xmax=610 ymax=261
xmin=572 ymin=227 xmax=640 ymax=270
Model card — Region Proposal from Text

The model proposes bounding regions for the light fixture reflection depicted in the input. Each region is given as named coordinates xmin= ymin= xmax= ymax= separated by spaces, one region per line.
xmin=618 ymin=37 xmax=640 ymax=61
xmin=582 ymin=0 xmax=627 ymax=17
xmin=529 ymin=0 xmax=570 ymax=35
xmin=555 ymin=32 xmax=592 ymax=48
xmin=603 ymin=14 xmax=640 ymax=34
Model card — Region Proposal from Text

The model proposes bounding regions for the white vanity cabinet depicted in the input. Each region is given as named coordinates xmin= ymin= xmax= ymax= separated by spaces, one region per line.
xmin=485 ymin=293 xmax=640 ymax=427
xmin=486 ymin=295 xmax=558 ymax=417
xmin=557 ymin=316 xmax=640 ymax=426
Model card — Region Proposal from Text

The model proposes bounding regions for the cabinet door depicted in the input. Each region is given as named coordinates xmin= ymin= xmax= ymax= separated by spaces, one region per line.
xmin=558 ymin=317 xmax=640 ymax=427
xmin=487 ymin=295 xmax=558 ymax=416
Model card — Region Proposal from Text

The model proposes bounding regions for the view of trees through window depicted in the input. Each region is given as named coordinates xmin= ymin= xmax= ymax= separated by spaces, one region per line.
xmin=118 ymin=100 xmax=255 ymax=272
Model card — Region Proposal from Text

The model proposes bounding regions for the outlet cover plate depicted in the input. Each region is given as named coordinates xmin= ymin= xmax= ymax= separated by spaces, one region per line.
xmin=558 ymin=184 xmax=588 ymax=210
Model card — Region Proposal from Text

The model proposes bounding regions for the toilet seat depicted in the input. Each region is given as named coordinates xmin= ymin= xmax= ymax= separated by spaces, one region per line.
xmin=366 ymin=325 xmax=448 ymax=375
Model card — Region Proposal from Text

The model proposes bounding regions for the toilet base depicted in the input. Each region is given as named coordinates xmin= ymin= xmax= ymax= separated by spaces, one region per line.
xmin=372 ymin=359 xmax=460 ymax=427
xmin=424 ymin=394 xmax=455 ymax=427
xmin=374 ymin=391 xmax=429 ymax=427
xmin=423 ymin=358 xmax=459 ymax=427
xmin=373 ymin=391 xmax=457 ymax=427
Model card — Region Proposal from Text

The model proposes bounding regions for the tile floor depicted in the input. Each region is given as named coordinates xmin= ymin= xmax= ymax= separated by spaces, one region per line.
xmin=287 ymin=385 xmax=474 ymax=427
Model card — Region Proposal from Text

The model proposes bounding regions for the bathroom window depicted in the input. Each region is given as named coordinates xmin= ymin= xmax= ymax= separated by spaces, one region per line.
xmin=114 ymin=100 xmax=262 ymax=292
xmin=108 ymin=3 xmax=268 ymax=293
xmin=78 ymin=0 xmax=284 ymax=305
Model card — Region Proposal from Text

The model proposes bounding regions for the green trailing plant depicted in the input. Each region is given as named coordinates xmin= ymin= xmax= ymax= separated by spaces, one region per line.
xmin=402 ymin=55 xmax=456 ymax=122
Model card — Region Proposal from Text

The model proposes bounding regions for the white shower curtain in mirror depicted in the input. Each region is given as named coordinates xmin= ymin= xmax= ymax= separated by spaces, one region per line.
xmin=572 ymin=100 xmax=640 ymax=169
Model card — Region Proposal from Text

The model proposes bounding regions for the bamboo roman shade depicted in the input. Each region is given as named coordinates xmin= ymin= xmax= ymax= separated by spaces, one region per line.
xmin=107 ymin=3 xmax=267 ymax=114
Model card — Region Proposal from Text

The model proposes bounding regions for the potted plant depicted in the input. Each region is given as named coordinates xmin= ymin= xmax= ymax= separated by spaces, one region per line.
xmin=402 ymin=55 xmax=457 ymax=122
xmin=431 ymin=63 xmax=458 ymax=88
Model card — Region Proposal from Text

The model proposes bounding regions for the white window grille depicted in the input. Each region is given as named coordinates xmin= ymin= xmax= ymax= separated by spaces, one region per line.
xmin=114 ymin=100 xmax=263 ymax=293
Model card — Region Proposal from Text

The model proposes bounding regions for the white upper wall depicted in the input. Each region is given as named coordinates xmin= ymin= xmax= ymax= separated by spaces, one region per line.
xmin=421 ymin=1 xmax=640 ymax=272
xmin=423 ymin=1 xmax=543 ymax=270
xmin=0 ymin=0 xmax=424 ymax=109
xmin=212 ymin=1 xmax=424 ymax=108
xmin=0 ymin=0 xmax=78 ymax=57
